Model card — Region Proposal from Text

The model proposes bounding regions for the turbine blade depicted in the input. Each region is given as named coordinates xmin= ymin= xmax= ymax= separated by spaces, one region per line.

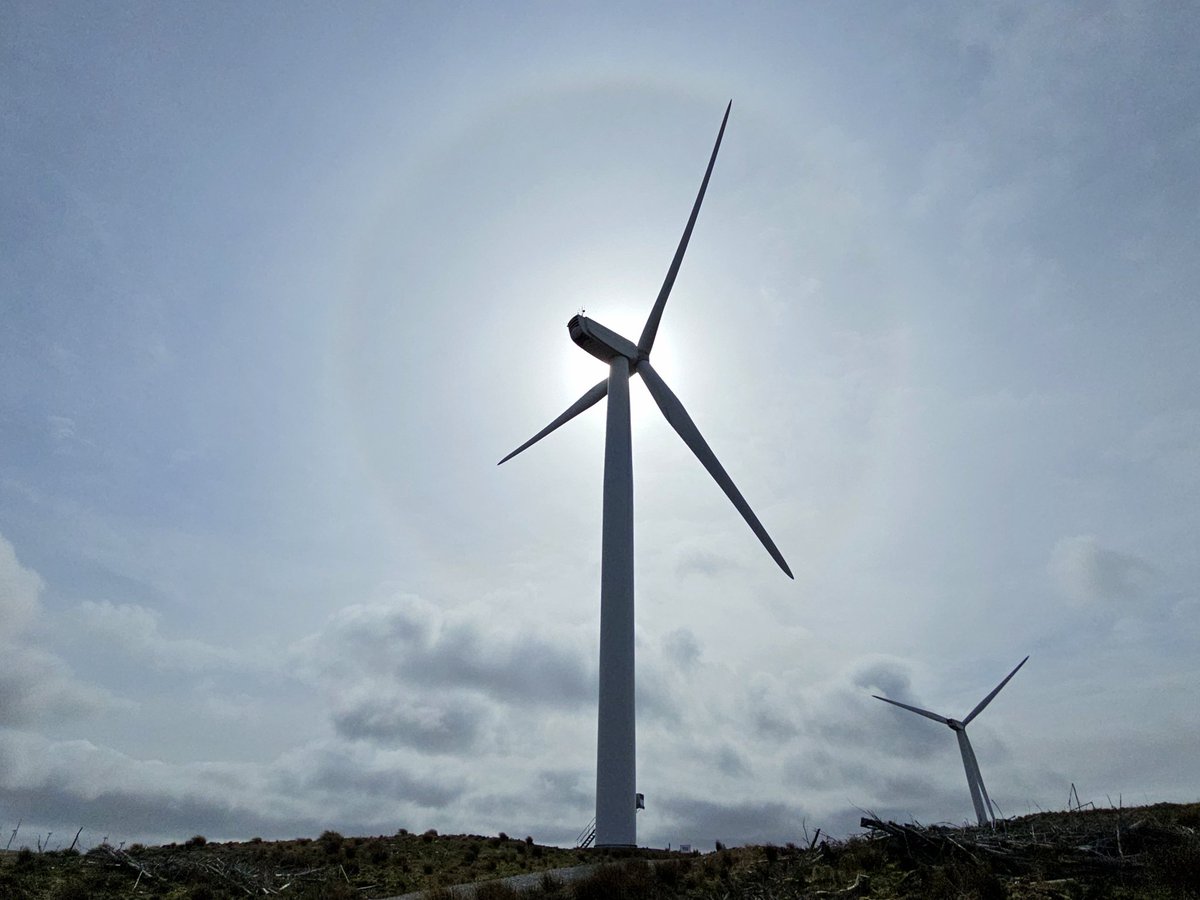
xmin=963 ymin=655 xmax=1029 ymax=726
xmin=872 ymin=695 xmax=951 ymax=725
xmin=956 ymin=729 xmax=990 ymax=826
xmin=498 ymin=379 xmax=608 ymax=465
xmin=965 ymin=736 xmax=996 ymax=825
xmin=637 ymin=100 xmax=732 ymax=356
xmin=637 ymin=359 xmax=792 ymax=578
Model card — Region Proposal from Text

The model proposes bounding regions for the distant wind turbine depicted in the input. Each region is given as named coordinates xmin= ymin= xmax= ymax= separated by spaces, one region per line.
xmin=499 ymin=101 xmax=793 ymax=848
xmin=873 ymin=655 xmax=1029 ymax=827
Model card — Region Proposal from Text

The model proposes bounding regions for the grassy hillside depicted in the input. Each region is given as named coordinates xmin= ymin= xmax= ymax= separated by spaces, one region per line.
xmin=2 ymin=802 xmax=1197 ymax=899
xmin=0 ymin=828 xmax=601 ymax=899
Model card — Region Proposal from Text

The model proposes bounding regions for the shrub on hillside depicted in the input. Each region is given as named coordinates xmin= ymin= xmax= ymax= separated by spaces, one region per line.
xmin=474 ymin=880 xmax=521 ymax=900
xmin=654 ymin=858 xmax=689 ymax=890
xmin=319 ymin=829 xmax=344 ymax=853
xmin=571 ymin=860 xmax=658 ymax=900
xmin=48 ymin=877 xmax=90 ymax=900
xmin=1148 ymin=840 xmax=1200 ymax=896
xmin=368 ymin=843 xmax=389 ymax=864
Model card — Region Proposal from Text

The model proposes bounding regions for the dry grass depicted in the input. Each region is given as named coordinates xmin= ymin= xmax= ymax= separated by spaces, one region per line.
xmin=2 ymin=802 xmax=1198 ymax=899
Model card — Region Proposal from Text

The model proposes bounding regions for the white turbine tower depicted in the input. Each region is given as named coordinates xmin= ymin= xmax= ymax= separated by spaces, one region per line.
xmin=499 ymin=102 xmax=793 ymax=848
xmin=873 ymin=655 xmax=1029 ymax=827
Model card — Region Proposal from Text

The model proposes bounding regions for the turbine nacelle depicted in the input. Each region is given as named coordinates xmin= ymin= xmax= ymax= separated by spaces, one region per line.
xmin=569 ymin=315 xmax=642 ymax=364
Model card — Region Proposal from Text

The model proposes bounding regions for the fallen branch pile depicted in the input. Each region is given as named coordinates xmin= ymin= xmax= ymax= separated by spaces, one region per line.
xmin=859 ymin=804 xmax=1199 ymax=882
xmin=86 ymin=842 xmax=342 ymax=895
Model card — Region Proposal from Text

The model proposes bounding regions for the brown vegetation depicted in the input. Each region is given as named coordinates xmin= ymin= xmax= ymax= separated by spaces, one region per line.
xmin=1 ymin=801 xmax=1197 ymax=899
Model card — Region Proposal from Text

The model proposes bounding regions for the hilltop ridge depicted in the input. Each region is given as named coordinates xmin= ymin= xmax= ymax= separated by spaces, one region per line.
xmin=2 ymin=801 xmax=1197 ymax=898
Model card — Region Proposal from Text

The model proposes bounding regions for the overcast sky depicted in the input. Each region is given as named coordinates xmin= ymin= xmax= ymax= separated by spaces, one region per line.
xmin=2 ymin=0 xmax=1198 ymax=851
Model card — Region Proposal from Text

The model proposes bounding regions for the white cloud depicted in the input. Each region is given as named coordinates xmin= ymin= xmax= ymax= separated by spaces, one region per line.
xmin=1049 ymin=535 xmax=1153 ymax=608
xmin=0 ymin=534 xmax=42 ymax=639
xmin=283 ymin=592 xmax=603 ymax=831
xmin=0 ymin=729 xmax=464 ymax=847
xmin=661 ymin=628 xmax=701 ymax=670
xmin=330 ymin=685 xmax=493 ymax=753
xmin=0 ymin=534 xmax=129 ymax=726
xmin=1114 ymin=409 xmax=1200 ymax=488
xmin=75 ymin=600 xmax=254 ymax=673
xmin=0 ymin=646 xmax=133 ymax=727
xmin=292 ymin=594 xmax=596 ymax=710
xmin=46 ymin=414 xmax=77 ymax=443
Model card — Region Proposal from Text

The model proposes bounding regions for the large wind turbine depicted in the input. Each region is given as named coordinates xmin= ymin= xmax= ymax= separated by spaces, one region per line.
xmin=873 ymin=655 xmax=1029 ymax=827
xmin=499 ymin=102 xmax=792 ymax=848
